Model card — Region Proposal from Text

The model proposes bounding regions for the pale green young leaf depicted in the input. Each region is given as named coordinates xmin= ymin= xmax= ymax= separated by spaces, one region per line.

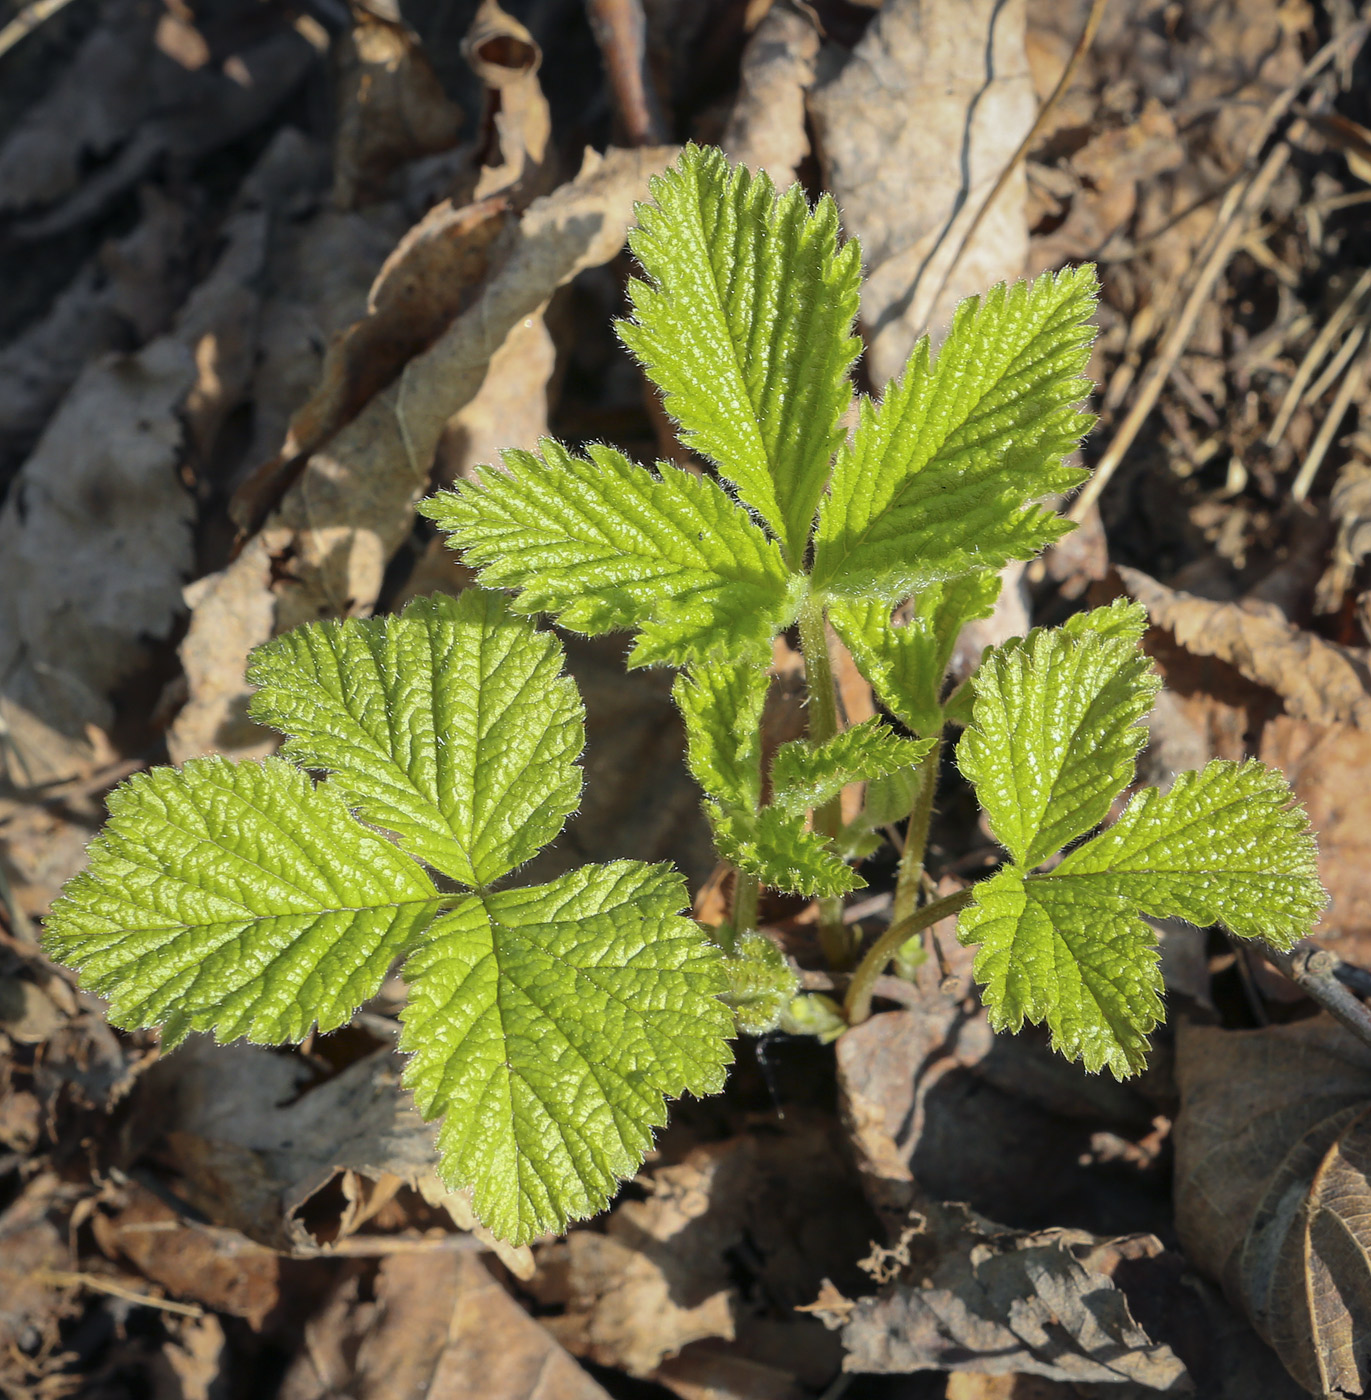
xmin=860 ymin=765 xmax=924 ymax=829
xmin=673 ymin=661 xmax=770 ymax=813
xmin=771 ymin=718 xmax=932 ymax=816
xmin=812 ymin=266 xmax=1098 ymax=602
xmin=421 ymin=440 xmax=800 ymax=667
xmin=247 ymin=591 xmax=581 ymax=888
xmin=710 ymin=804 xmax=861 ymax=899
xmin=957 ymin=613 xmax=1159 ymax=869
xmin=400 ymin=861 xmax=731 ymax=1245
xmin=617 ymin=144 xmax=862 ymax=561
xmin=957 ymin=865 xmax=1162 ymax=1078
xmin=830 ymin=573 xmax=1001 ymax=735
xmin=1051 ymin=760 xmax=1326 ymax=947
xmin=42 ymin=757 xmax=442 ymax=1048
xmin=722 ymin=930 xmax=800 ymax=1035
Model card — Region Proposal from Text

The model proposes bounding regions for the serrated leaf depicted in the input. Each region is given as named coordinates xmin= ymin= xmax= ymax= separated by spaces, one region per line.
xmin=400 ymin=861 xmax=731 ymax=1244
xmin=673 ymin=661 xmax=770 ymax=812
xmin=1061 ymin=596 xmax=1148 ymax=644
xmin=711 ymin=803 xmax=861 ymax=898
xmin=1052 ymin=760 xmax=1326 ymax=947
xmin=958 ymin=615 xmax=1159 ymax=868
xmin=43 ymin=756 xmax=443 ymax=1048
xmin=771 ymin=718 xmax=932 ymax=815
xmin=957 ymin=864 xmax=1162 ymax=1078
xmin=812 ymin=266 xmax=1098 ymax=602
xmin=421 ymin=440 xmax=800 ymax=667
xmin=830 ymin=573 xmax=1001 ymax=735
xmin=617 ymin=144 xmax=862 ymax=562
xmin=247 ymin=591 xmax=581 ymax=887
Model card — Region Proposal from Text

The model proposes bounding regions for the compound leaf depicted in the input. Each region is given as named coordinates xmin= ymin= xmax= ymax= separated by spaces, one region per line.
xmin=812 ymin=266 xmax=1098 ymax=602
xmin=422 ymin=440 xmax=799 ymax=667
xmin=674 ymin=661 xmax=770 ymax=813
xmin=43 ymin=757 xmax=442 ymax=1048
xmin=772 ymin=718 xmax=932 ymax=816
xmin=830 ymin=572 xmax=1001 ymax=735
xmin=711 ymin=804 xmax=861 ymax=899
xmin=958 ymin=613 xmax=1159 ymax=869
xmin=617 ymin=144 xmax=862 ymax=562
xmin=400 ymin=861 xmax=731 ymax=1244
xmin=248 ymin=591 xmax=582 ymax=887
xmin=957 ymin=864 xmax=1162 ymax=1078
xmin=1052 ymin=759 xmax=1326 ymax=947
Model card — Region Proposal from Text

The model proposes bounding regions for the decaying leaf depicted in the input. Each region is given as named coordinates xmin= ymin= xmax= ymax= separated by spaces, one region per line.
xmin=809 ymin=0 xmax=1036 ymax=385
xmin=277 ymin=1251 xmax=611 ymax=1400
xmin=1175 ymin=1017 xmax=1371 ymax=1397
xmin=1122 ymin=565 xmax=1371 ymax=729
xmin=809 ymin=1204 xmax=1189 ymax=1389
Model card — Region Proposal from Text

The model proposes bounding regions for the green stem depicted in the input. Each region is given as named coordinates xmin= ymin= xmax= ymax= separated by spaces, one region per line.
xmin=797 ymin=595 xmax=849 ymax=968
xmin=844 ymin=887 xmax=974 ymax=1025
xmin=891 ymin=736 xmax=942 ymax=925
xmin=732 ymin=868 xmax=760 ymax=940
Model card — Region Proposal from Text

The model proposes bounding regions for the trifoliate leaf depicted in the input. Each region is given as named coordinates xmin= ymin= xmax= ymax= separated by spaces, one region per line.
xmin=711 ymin=804 xmax=861 ymax=898
xmin=421 ymin=440 xmax=800 ymax=667
xmin=400 ymin=861 xmax=731 ymax=1244
xmin=812 ymin=266 xmax=1098 ymax=602
xmin=617 ymin=144 xmax=862 ymax=562
xmin=830 ymin=573 xmax=1001 ymax=735
xmin=957 ymin=864 xmax=1162 ymax=1078
xmin=673 ymin=661 xmax=770 ymax=812
xmin=958 ymin=614 xmax=1159 ymax=869
xmin=1051 ymin=760 xmax=1326 ymax=947
xmin=247 ymin=591 xmax=581 ymax=887
xmin=721 ymin=930 xmax=799 ymax=1035
xmin=43 ymin=757 xmax=443 ymax=1048
xmin=771 ymin=718 xmax=932 ymax=816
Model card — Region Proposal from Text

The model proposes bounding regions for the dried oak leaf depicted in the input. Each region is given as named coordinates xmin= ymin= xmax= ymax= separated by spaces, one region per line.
xmin=1175 ymin=1017 xmax=1371 ymax=1397
xmin=809 ymin=1203 xmax=1190 ymax=1389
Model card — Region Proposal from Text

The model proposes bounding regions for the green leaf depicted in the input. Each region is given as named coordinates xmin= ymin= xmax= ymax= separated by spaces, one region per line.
xmin=711 ymin=804 xmax=861 ymax=898
xmin=957 ymin=864 xmax=1162 ymax=1078
xmin=673 ymin=661 xmax=770 ymax=812
xmin=830 ymin=573 xmax=1001 ymax=735
xmin=812 ymin=266 xmax=1098 ymax=602
xmin=721 ymin=930 xmax=799 ymax=1035
xmin=860 ymin=765 xmax=924 ymax=829
xmin=617 ymin=144 xmax=862 ymax=562
xmin=421 ymin=440 xmax=800 ymax=667
xmin=400 ymin=861 xmax=731 ymax=1244
xmin=247 ymin=591 xmax=582 ymax=887
xmin=1051 ymin=760 xmax=1326 ymax=947
xmin=1061 ymin=596 xmax=1148 ymax=644
xmin=42 ymin=757 xmax=442 ymax=1048
xmin=957 ymin=613 xmax=1159 ymax=869
xmin=771 ymin=718 xmax=932 ymax=815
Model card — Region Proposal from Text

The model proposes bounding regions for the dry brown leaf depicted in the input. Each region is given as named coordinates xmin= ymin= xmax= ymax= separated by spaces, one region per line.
xmin=1175 ymin=1017 xmax=1371 ymax=1397
xmin=1316 ymin=460 xmax=1371 ymax=619
xmin=174 ymin=145 xmax=674 ymax=763
xmin=332 ymin=10 xmax=464 ymax=210
xmin=1121 ymin=565 xmax=1371 ymax=729
xmin=722 ymin=2 xmax=821 ymax=189
xmin=809 ymin=0 xmax=1035 ymax=386
xmin=810 ymin=1205 xmax=1190 ymax=1389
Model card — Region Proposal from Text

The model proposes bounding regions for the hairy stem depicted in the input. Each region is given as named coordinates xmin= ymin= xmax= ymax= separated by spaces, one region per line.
xmin=844 ymin=887 xmax=974 ymax=1025
xmin=797 ymin=595 xmax=849 ymax=968
xmin=732 ymin=869 xmax=760 ymax=939
xmin=891 ymin=737 xmax=942 ymax=926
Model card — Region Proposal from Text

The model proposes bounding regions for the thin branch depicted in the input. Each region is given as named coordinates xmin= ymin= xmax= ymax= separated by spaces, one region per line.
xmin=1260 ymin=942 xmax=1371 ymax=1053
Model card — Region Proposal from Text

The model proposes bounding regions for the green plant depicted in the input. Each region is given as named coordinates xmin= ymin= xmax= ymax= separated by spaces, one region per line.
xmin=44 ymin=147 xmax=1326 ymax=1245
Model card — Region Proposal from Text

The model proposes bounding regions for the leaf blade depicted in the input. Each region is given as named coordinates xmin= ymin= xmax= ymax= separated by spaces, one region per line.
xmin=617 ymin=144 xmax=862 ymax=560
xmin=400 ymin=861 xmax=732 ymax=1244
xmin=42 ymin=757 xmax=442 ymax=1047
xmin=771 ymin=718 xmax=933 ymax=815
xmin=813 ymin=266 xmax=1098 ymax=602
xmin=711 ymin=804 xmax=861 ymax=898
xmin=248 ymin=590 xmax=583 ymax=887
xmin=673 ymin=661 xmax=770 ymax=812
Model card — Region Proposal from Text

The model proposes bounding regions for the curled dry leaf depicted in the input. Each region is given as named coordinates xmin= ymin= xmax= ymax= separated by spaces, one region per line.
xmin=1175 ymin=1017 xmax=1371 ymax=1398
xmin=278 ymin=1251 xmax=612 ymax=1400
xmin=1121 ymin=565 xmax=1371 ymax=730
xmin=809 ymin=0 xmax=1036 ymax=386
xmin=722 ymin=2 xmax=821 ymax=189
xmin=809 ymin=1205 xmax=1190 ymax=1389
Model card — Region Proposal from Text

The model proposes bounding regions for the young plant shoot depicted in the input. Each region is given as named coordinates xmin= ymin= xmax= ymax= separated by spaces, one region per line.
xmin=44 ymin=146 xmax=1326 ymax=1244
